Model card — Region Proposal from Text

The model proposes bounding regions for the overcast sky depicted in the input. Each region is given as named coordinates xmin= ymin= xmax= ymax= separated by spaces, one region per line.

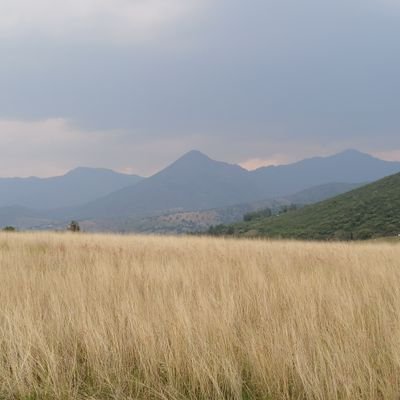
xmin=1 ymin=0 xmax=399 ymax=177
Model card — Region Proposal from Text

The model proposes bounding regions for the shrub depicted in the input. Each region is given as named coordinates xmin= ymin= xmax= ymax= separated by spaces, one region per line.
xmin=356 ymin=229 xmax=374 ymax=240
xmin=2 ymin=226 xmax=16 ymax=232
xmin=334 ymin=230 xmax=353 ymax=241
xmin=67 ymin=221 xmax=81 ymax=232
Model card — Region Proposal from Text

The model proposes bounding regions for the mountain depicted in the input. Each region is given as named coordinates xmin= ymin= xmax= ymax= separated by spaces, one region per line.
xmin=215 ymin=173 xmax=400 ymax=240
xmin=0 ymin=167 xmax=143 ymax=210
xmin=59 ymin=149 xmax=399 ymax=222
xmin=60 ymin=150 xmax=265 ymax=219
xmin=251 ymin=149 xmax=400 ymax=197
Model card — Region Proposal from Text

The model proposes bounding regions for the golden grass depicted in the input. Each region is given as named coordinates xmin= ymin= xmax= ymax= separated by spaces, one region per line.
xmin=1 ymin=232 xmax=400 ymax=399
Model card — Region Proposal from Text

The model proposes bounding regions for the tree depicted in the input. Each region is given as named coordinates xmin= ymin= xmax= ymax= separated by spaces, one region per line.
xmin=279 ymin=205 xmax=289 ymax=215
xmin=226 ymin=226 xmax=235 ymax=235
xmin=2 ymin=226 xmax=16 ymax=232
xmin=67 ymin=221 xmax=81 ymax=232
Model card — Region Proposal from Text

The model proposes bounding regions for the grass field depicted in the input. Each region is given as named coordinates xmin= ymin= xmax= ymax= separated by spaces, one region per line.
xmin=1 ymin=233 xmax=400 ymax=399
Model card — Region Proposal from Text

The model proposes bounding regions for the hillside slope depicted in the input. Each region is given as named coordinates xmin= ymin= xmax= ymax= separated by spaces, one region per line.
xmin=217 ymin=173 xmax=400 ymax=240
xmin=128 ymin=181 xmax=364 ymax=234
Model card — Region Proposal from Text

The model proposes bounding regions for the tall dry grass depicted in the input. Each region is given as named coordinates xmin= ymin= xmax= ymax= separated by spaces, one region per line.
xmin=0 ymin=232 xmax=400 ymax=399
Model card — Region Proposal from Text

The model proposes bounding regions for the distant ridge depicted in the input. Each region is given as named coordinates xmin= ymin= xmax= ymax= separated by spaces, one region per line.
xmin=0 ymin=168 xmax=143 ymax=210
xmin=251 ymin=149 xmax=400 ymax=197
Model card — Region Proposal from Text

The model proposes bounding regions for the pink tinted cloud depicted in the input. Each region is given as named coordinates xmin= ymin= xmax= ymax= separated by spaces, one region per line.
xmin=239 ymin=154 xmax=297 ymax=170
xmin=372 ymin=149 xmax=400 ymax=162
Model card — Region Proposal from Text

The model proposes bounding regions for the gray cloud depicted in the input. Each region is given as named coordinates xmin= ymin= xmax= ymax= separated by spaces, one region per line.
xmin=0 ymin=0 xmax=206 ymax=43
xmin=0 ymin=0 xmax=399 ymax=176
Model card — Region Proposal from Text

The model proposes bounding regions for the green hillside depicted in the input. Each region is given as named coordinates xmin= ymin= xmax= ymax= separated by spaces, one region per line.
xmin=210 ymin=173 xmax=400 ymax=240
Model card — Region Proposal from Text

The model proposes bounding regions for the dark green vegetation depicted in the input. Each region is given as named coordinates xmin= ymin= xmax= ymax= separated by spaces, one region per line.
xmin=243 ymin=208 xmax=273 ymax=221
xmin=67 ymin=220 xmax=81 ymax=232
xmin=2 ymin=226 xmax=16 ymax=232
xmin=210 ymin=173 xmax=400 ymax=240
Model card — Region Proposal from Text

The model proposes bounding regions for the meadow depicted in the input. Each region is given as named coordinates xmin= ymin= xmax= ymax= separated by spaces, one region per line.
xmin=1 ymin=232 xmax=400 ymax=399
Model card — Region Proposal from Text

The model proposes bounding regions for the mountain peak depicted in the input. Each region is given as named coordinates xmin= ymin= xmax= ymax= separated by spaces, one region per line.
xmin=166 ymin=150 xmax=217 ymax=170
xmin=326 ymin=149 xmax=389 ymax=164
xmin=179 ymin=150 xmax=211 ymax=161
xmin=170 ymin=150 xmax=248 ymax=172
xmin=65 ymin=167 xmax=108 ymax=176
xmin=149 ymin=149 xmax=248 ymax=184
xmin=335 ymin=149 xmax=370 ymax=158
xmin=330 ymin=149 xmax=387 ymax=163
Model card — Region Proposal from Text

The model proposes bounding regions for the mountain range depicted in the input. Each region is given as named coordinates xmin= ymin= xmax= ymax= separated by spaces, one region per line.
xmin=1 ymin=149 xmax=399 ymax=232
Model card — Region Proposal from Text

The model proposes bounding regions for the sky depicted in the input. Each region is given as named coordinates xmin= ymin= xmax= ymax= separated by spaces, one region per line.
xmin=0 ymin=0 xmax=399 ymax=177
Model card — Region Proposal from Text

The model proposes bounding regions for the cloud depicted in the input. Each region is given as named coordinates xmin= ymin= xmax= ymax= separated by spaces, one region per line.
xmin=0 ymin=118 xmax=206 ymax=177
xmin=373 ymin=149 xmax=400 ymax=162
xmin=0 ymin=0 xmax=400 ymax=177
xmin=240 ymin=155 xmax=297 ymax=171
xmin=0 ymin=118 xmax=105 ymax=176
xmin=1 ymin=117 xmax=399 ymax=178
xmin=379 ymin=0 xmax=400 ymax=8
xmin=0 ymin=0 xmax=204 ymax=43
